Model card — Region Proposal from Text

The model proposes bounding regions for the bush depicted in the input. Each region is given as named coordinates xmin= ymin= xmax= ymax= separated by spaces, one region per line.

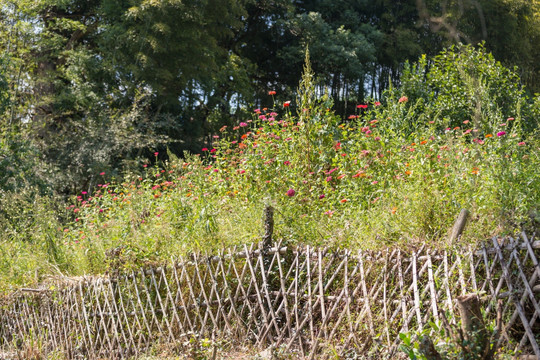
xmin=396 ymin=43 xmax=538 ymax=135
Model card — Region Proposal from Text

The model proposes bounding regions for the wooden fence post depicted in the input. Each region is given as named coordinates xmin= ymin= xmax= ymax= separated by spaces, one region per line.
xmin=262 ymin=205 xmax=274 ymax=250
xmin=449 ymin=209 xmax=470 ymax=243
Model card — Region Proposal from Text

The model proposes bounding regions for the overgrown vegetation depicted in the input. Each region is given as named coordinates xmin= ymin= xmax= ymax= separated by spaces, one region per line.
xmin=0 ymin=45 xmax=537 ymax=292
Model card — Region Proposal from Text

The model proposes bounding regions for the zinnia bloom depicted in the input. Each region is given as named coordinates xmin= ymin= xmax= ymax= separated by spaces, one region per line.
xmin=357 ymin=104 xmax=368 ymax=109
xmin=374 ymin=101 xmax=381 ymax=106
xmin=398 ymin=96 xmax=408 ymax=103
xmin=268 ymin=90 xmax=276 ymax=95
xmin=284 ymin=101 xmax=291 ymax=107
xmin=496 ymin=131 xmax=506 ymax=137
xmin=286 ymin=188 xmax=295 ymax=197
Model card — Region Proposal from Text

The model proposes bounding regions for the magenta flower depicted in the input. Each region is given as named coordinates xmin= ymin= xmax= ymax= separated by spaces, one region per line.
xmin=240 ymin=122 xmax=248 ymax=127
xmin=154 ymin=152 xmax=159 ymax=156
xmin=319 ymin=194 xmax=325 ymax=199
xmin=518 ymin=142 xmax=525 ymax=146
xmin=286 ymin=189 xmax=296 ymax=197
xmin=496 ymin=131 xmax=506 ymax=137
xmin=99 ymin=172 xmax=105 ymax=176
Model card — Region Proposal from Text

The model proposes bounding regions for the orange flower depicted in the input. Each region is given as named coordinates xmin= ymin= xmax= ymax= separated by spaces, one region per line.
xmin=405 ymin=170 xmax=411 ymax=175
xmin=340 ymin=199 xmax=348 ymax=203
xmin=238 ymin=143 xmax=247 ymax=149
xmin=485 ymin=134 xmax=493 ymax=138
xmin=391 ymin=207 xmax=397 ymax=214
xmin=420 ymin=140 xmax=427 ymax=145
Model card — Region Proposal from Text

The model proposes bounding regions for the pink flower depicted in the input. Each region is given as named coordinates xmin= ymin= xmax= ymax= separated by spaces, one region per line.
xmin=398 ymin=96 xmax=408 ymax=103
xmin=239 ymin=122 xmax=248 ymax=127
xmin=496 ymin=131 xmax=506 ymax=137
xmin=374 ymin=101 xmax=381 ymax=106
xmin=202 ymin=148 xmax=208 ymax=151
xmin=81 ymin=191 xmax=87 ymax=195
xmin=99 ymin=209 xmax=104 ymax=213
xmin=210 ymin=148 xmax=217 ymax=153
xmin=518 ymin=141 xmax=525 ymax=146
xmin=154 ymin=152 xmax=159 ymax=156
xmin=357 ymin=104 xmax=368 ymax=109
xmin=319 ymin=194 xmax=325 ymax=199
xmin=99 ymin=172 xmax=105 ymax=176
xmin=326 ymin=176 xmax=332 ymax=182
xmin=283 ymin=161 xmax=291 ymax=165
xmin=286 ymin=189 xmax=295 ymax=197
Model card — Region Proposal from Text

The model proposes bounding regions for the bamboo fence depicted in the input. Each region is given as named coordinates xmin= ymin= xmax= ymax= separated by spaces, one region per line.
xmin=1 ymin=232 xmax=539 ymax=359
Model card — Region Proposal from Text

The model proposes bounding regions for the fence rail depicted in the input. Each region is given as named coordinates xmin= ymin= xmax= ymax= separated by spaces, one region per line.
xmin=1 ymin=232 xmax=539 ymax=359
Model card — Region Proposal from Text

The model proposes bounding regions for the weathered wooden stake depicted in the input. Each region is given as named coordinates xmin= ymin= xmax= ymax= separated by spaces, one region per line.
xmin=262 ymin=205 xmax=274 ymax=249
xmin=450 ymin=209 xmax=470 ymax=243
xmin=456 ymin=294 xmax=490 ymax=358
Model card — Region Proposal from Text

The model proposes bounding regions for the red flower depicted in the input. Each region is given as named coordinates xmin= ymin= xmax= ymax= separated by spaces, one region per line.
xmin=268 ymin=90 xmax=276 ymax=95
xmin=284 ymin=101 xmax=291 ymax=107
xmin=357 ymin=104 xmax=368 ymax=109
xmin=286 ymin=189 xmax=295 ymax=197
xmin=154 ymin=152 xmax=159 ymax=156
xmin=374 ymin=101 xmax=381 ymax=106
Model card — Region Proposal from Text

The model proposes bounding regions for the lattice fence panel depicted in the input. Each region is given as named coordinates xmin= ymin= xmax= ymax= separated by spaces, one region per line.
xmin=1 ymin=233 xmax=539 ymax=359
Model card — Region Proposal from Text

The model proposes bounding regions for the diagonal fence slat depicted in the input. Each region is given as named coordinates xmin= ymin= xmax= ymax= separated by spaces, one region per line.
xmin=1 ymin=236 xmax=539 ymax=359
